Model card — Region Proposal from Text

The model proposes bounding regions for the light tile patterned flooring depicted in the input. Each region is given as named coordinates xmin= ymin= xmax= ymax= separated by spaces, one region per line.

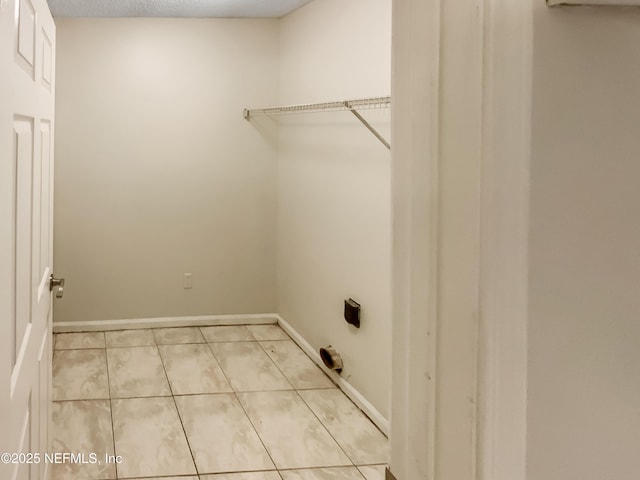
xmin=52 ymin=324 xmax=388 ymax=480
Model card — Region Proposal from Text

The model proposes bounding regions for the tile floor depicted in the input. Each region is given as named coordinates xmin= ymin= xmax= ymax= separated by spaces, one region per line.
xmin=52 ymin=324 xmax=388 ymax=480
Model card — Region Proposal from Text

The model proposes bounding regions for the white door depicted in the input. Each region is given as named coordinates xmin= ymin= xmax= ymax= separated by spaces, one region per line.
xmin=0 ymin=0 xmax=56 ymax=479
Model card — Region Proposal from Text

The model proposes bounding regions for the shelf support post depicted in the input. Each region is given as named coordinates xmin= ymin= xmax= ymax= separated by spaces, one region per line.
xmin=344 ymin=101 xmax=391 ymax=150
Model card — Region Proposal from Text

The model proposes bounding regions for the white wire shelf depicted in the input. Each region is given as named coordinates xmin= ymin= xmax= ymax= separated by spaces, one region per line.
xmin=243 ymin=96 xmax=391 ymax=118
xmin=243 ymin=96 xmax=391 ymax=149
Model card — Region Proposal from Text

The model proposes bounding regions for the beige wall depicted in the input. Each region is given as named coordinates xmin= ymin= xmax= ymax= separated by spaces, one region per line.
xmin=54 ymin=18 xmax=279 ymax=321
xmin=528 ymin=4 xmax=640 ymax=480
xmin=55 ymin=3 xmax=393 ymax=420
xmin=277 ymin=0 xmax=392 ymax=417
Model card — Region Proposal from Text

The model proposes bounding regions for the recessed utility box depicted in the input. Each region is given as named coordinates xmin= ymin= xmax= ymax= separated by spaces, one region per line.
xmin=344 ymin=298 xmax=361 ymax=328
xmin=548 ymin=0 xmax=640 ymax=5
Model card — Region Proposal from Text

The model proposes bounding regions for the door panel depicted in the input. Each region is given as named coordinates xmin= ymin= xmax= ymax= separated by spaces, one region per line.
xmin=15 ymin=394 xmax=32 ymax=480
xmin=41 ymin=31 xmax=52 ymax=88
xmin=38 ymin=122 xmax=51 ymax=297
xmin=13 ymin=116 xmax=34 ymax=370
xmin=37 ymin=332 xmax=51 ymax=480
xmin=17 ymin=0 xmax=36 ymax=77
xmin=1 ymin=0 xmax=56 ymax=479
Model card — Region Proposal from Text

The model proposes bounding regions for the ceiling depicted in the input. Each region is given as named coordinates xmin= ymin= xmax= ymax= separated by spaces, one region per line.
xmin=47 ymin=0 xmax=316 ymax=18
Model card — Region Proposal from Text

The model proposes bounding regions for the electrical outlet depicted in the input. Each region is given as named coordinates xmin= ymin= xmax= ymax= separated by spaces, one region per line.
xmin=183 ymin=273 xmax=192 ymax=289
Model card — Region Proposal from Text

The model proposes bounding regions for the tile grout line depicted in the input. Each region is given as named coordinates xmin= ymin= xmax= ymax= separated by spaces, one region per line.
xmin=256 ymin=338 xmax=337 ymax=391
xmin=53 ymin=331 xmax=105 ymax=351
xmin=200 ymin=324 xmax=256 ymax=344
xmin=257 ymin=337 xmax=340 ymax=391
xmin=354 ymin=464 xmax=388 ymax=480
xmin=268 ymin=375 xmax=358 ymax=469
xmin=252 ymin=338 xmax=359 ymax=471
xmin=276 ymin=465 xmax=369 ymax=480
xmin=297 ymin=389 xmax=390 ymax=470
xmin=257 ymin=335 xmax=385 ymax=473
xmin=211 ymin=327 xmax=360 ymax=473
xmin=201 ymin=326 xmax=284 ymax=477
xmin=101 ymin=332 xmax=120 ymax=480
xmin=155 ymin=334 xmax=201 ymax=479
xmin=256 ymin=333 xmax=389 ymax=465
xmin=253 ymin=336 xmax=296 ymax=391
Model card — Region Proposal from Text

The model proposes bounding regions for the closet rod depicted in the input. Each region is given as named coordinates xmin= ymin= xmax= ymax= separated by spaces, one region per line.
xmin=243 ymin=96 xmax=391 ymax=150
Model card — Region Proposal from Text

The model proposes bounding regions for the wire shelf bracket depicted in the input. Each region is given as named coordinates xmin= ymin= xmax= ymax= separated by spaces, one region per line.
xmin=243 ymin=96 xmax=391 ymax=150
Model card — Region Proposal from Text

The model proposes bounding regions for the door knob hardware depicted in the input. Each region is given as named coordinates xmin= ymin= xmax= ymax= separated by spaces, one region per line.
xmin=50 ymin=275 xmax=65 ymax=298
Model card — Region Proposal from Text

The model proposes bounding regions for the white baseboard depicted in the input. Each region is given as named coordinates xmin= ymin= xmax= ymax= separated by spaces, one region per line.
xmin=276 ymin=314 xmax=390 ymax=436
xmin=53 ymin=313 xmax=278 ymax=332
